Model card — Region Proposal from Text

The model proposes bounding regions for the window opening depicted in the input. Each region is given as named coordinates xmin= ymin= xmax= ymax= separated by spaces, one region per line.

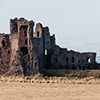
xmin=72 ymin=57 xmax=75 ymax=63
xmin=88 ymin=58 xmax=91 ymax=63
xmin=66 ymin=57 xmax=68 ymax=63
xmin=45 ymin=49 xmax=47 ymax=55
xmin=37 ymin=31 xmax=39 ymax=37
xmin=24 ymin=30 xmax=27 ymax=36
xmin=2 ymin=40 xmax=5 ymax=46
xmin=20 ymin=47 xmax=28 ymax=55
xmin=8 ymin=51 xmax=10 ymax=54
xmin=55 ymin=58 xmax=58 ymax=63
xmin=25 ymin=39 xmax=27 ymax=45
xmin=35 ymin=62 xmax=37 ymax=68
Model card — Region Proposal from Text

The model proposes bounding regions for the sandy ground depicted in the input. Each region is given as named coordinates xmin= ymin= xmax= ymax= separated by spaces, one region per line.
xmin=0 ymin=82 xmax=100 ymax=100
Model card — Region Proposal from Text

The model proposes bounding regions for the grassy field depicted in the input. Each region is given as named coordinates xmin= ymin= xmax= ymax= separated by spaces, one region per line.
xmin=1 ymin=70 xmax=100 ymax=84
xmin=0 ymin=82 xmax=100 ymax=100
xmin=0 ymin=70 xmax=100 ymax=100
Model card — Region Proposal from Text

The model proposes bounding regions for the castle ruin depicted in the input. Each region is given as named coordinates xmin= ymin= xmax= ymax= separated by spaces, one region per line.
xmin=0 ymin=18 xmax=99 ymax=76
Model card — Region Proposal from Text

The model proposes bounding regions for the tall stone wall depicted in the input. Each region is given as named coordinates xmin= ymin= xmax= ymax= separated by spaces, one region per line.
xmin=33 ymin=23 xmax=45 ymax=69
xmin=43 ymin=27 xmax=52 ymax=69
xmin=0 ymin=18 xmax=39 ymax=76
xmin=50 ymin=45 xmax=98 ymax=70
xmin=10 ymin=18 xmax=39 ymax=76
xmin=0 ymin=34 xmax=11 ymax=74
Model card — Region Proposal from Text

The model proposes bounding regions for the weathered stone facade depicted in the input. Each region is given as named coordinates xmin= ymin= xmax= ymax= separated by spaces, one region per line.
xmin=0 ymin=17 xmax=99 ymax=76
xmin=0 ymin=18 xmax=39 ymax=76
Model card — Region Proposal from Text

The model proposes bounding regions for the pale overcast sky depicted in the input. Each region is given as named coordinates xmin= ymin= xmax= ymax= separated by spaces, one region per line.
xmin=0 ymin=0 xmax=100 ymax=57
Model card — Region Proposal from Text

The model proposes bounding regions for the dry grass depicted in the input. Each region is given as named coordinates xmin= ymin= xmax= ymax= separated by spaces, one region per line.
xmin=0 ymin=82 xmax=100 ymax=100
xmin=1 ymin=71 xmax=100 ymax=100
xmin=1 ymin=70 xmax=100 ymax=84
xmin=0 ymin=74 xmax=100 ymax=84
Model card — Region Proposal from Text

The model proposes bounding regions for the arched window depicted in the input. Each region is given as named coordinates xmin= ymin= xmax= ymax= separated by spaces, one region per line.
xmin=86 ymin=58 xmax=91 ymax=63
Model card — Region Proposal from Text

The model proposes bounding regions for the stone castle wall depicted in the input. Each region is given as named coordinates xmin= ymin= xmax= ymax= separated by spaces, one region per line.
xmin=0 ymin=34 xmax=11 ymax=74
xmin=0 ymin=17 xmax=99 ymax=76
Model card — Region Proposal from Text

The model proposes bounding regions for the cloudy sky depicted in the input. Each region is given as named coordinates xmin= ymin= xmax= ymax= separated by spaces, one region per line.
xmin=0 ymin=0 xmax=100 ymax=58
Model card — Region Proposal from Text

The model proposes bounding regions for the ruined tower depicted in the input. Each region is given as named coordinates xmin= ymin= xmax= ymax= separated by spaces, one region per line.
xmin=0 ymin=18 xmax=39 ymax=76
xmin=10 ymin=18 xmax=39 ymax=76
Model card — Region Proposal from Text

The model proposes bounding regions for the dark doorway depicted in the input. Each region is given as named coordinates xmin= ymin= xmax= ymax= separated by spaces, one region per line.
xmin=20 ymin=47 xmax=28 ymax=55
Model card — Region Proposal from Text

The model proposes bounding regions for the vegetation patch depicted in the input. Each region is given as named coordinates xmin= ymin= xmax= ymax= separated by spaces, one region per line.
xmin=40 ymin=69 xmax=100 ymax=78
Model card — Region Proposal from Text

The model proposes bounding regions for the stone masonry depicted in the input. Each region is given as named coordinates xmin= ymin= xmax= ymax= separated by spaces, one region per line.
xmin=0 ymin=17 xmax=99 ymax=76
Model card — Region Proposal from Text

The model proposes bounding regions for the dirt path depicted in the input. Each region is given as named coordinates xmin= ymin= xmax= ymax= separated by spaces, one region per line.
xmin=0 ymin=82 xmax=100 ymax=100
